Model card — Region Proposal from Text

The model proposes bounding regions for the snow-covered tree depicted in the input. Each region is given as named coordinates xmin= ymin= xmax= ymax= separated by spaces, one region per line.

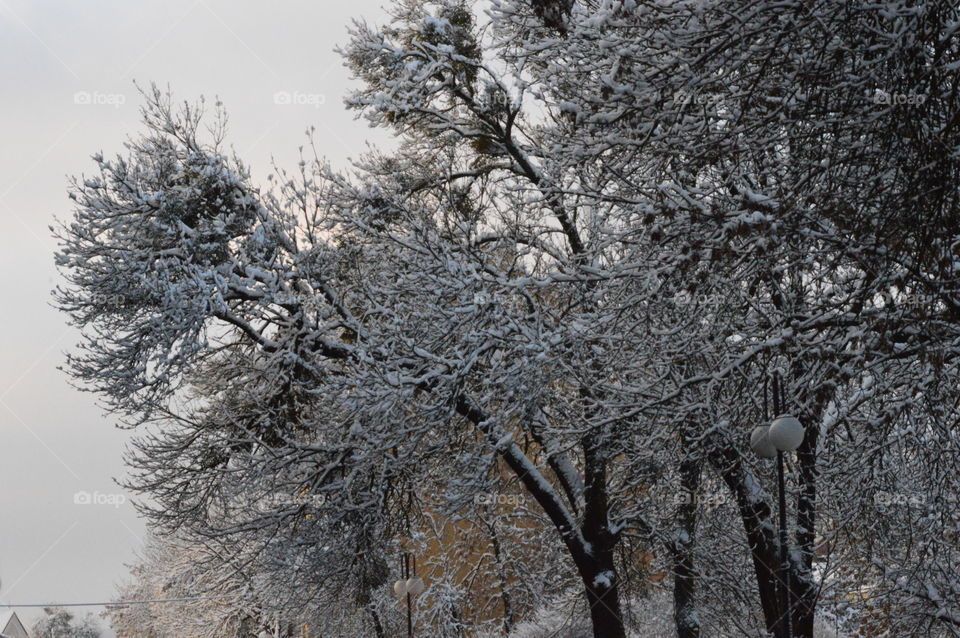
xmin=105 ymin=534 xmax=262 ymax=638
xmin=32 ymin=608 xmax=102 ymax=638
xmin=55 ymin=1 xmax=959 ymax=637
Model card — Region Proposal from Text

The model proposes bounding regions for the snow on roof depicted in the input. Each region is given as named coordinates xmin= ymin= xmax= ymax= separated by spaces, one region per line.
xmin=0 ymin=611 xmax=29 ymax=638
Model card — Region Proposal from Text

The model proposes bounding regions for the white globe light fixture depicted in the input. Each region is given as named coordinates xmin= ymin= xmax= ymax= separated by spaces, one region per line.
xmin=406 ymin=577 xmax=425 ymax=596
xmin=750 ymin=426 xmax=778 ymax=459
xmin=768 ymin=414 xmax=804 ymax=451
xmin=395 ymin=572 xmax=423 ymax=638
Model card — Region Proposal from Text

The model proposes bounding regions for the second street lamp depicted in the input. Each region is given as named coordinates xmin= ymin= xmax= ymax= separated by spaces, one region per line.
xmin=394 ymin=552 xmax=425 ymax=638
xmin=751 ymin=374 xmax=805 ymax=638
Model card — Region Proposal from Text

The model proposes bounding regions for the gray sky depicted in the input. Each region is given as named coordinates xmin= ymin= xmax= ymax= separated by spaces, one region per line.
xmin=0 ymin=0 xmax=389 ymax=632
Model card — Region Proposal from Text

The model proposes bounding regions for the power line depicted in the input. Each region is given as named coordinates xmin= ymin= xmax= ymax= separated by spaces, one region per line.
xmin=0 ymin=594 xmax=243 ymax=608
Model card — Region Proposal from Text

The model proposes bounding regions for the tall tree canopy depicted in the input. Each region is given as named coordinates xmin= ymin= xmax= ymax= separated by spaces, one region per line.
xmin=58 ymin=2 xmax=959 ymax=637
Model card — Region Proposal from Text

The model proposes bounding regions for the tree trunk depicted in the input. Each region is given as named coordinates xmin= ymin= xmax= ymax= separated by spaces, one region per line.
xmin=367 ymin=607 xmax=385 ymax=638
xmin=708 ymin=442 xmax=785 ymax=637
xmin=751 ymin=523 xmax=787 ymax=638
xmin=671 ymin=457 xmax=701 ymax=638
xmin=581 ymin=431 xmax=627 ymax=638
xmin=456 ymin=397 xmax=628 ymax=638
xmin=582 ymin=554 xmax=627 ymax=638
xmin=791 ymin=411 xmax=819 ymax=638
xmin=485 ymin=515 xmax=516 ymax=634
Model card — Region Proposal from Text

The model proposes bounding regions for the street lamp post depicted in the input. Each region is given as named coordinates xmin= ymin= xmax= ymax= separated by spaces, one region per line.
xmin=393 ymin=552 xmax=425 ymax=638
xmin=749 ymin=373 xmax=805 ymax=638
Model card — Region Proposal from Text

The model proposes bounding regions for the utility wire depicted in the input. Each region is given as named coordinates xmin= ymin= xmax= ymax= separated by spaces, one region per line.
xmin=0 ymin=594 xmax=243 ymax=608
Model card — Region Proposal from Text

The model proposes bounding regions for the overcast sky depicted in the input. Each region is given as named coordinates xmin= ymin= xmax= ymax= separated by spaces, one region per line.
xmin=0 ymin=0 xmax=390 ymax=631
